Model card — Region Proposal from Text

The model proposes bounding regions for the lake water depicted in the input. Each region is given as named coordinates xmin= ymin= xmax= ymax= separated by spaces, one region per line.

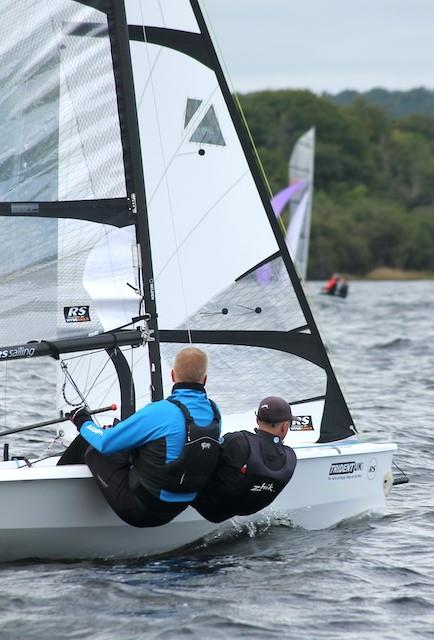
xmin=0 ymin=280 xmax=432 ymax=639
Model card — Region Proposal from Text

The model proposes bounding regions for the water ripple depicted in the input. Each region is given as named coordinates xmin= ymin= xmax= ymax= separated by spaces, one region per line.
xmin=0 ymin=281 xmax=432 ymax=639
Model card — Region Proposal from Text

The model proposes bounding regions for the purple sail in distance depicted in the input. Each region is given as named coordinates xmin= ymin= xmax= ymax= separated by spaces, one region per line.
xmin=270 ymin=180 xmax=306 ymax=217
xmin=256 ymin=180 xmax=307 ymax=285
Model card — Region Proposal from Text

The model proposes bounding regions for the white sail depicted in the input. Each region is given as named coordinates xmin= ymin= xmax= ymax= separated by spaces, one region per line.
xmin=0 ymin=1 xmax=351 ymax=441
xmin=285 ymin=191 xmax=309 ymax=265
xmin=0 ymin=0 xmax=383 ymax=442
xmin=288 ymin=127 xmax=316 ymax=279
xmin=129 ymin=36 xmax=278 ymax=330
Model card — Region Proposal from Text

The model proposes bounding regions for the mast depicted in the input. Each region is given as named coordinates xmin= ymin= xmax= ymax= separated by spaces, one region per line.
xmin=109 ymin=1 xmax=164 ymax=401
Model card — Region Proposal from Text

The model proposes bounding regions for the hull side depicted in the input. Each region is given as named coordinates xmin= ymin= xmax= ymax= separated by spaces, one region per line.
xmin=0 ymin=442 xmax=396 ymax=560
xmin=266 ymin=443 xmax=395 ymax=529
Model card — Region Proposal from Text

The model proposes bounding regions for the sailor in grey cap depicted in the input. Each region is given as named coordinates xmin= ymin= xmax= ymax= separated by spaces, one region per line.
xmin=256 ymin=396 xmax=293 ymax=427
xmin=193 ymin=395 xmax=297 ymax=523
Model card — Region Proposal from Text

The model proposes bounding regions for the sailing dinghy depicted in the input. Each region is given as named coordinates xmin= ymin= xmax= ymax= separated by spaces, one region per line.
xmin=270 ymin=128 xmax=315 ymax=280
xmin=0 ymin=0 xmax=397 ymax=561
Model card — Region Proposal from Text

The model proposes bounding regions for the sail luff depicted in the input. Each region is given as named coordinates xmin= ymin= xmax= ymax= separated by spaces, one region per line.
xmin=109 ymin=1 xmax=163 ymax=400
xmin=190 ymin=1 xmax=356 ymax=439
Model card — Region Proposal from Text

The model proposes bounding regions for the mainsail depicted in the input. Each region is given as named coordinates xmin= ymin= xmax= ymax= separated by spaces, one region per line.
xmin=0 ymin=1 xmax=354 ymax=444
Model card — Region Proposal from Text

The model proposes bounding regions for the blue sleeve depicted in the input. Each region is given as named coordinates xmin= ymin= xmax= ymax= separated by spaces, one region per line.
xmin=79 ymin=403 xmax=167 ymax=455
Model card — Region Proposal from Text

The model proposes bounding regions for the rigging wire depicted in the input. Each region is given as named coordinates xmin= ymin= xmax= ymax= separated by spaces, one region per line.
xmin=2 ymin=362 xmax=8 ymax=431
xmin=61 ymin=352 xmax=114 ymax=401
xmin=58 ymin=330 xmax=144 ymax=405
xmin=60 ymin=345 xmax=133 ymax=426
xmin=392 ymin=458 xmax=409 ymax=482
xmin=201 ymin=2 xmax=287 ymax=240
xmin=61 ymin=360 xmax=90 ymax=408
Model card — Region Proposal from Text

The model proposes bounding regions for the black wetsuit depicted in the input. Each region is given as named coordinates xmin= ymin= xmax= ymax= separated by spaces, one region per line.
xmin=193 ymin=429 xmax=297 ymax=523
xmin=337 ymin=282 xmax=348 ymax=298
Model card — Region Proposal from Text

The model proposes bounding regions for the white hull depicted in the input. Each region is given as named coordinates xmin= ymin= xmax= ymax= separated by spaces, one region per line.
xmin=0 ymin=440 xmax=396 ymax=561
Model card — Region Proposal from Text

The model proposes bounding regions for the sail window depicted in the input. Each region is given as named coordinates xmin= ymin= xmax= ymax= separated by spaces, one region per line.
xmin=184 ymin=98 xmax=203 ymax=127
xmin=189 ymin=105 xmax=226 ymax=146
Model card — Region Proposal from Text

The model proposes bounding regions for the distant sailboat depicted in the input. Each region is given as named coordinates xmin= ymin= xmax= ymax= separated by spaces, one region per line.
xmin=269 ymin=128 xmax=315 ymax=280
xmin=287 ymin=127 xmax=315 ymax=280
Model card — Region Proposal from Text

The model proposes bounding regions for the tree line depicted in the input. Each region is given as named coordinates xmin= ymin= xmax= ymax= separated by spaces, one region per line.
xmin=238 ymin=89 xmax=434 ymax=278
xmin=325 ymin=87 xmax=434 ymax=119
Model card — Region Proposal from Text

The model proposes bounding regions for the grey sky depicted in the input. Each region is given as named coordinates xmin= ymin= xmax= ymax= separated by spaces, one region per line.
xmin=201 ymin=0 xmax=434 ymax=94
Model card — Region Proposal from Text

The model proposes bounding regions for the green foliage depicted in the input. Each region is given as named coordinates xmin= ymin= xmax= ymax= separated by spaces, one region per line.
xmin=324 ymin=87 xmax=434 ymax=118
xmin=408 ymin=207 xmax=434 ymax=270
xmin=238 ymin=89 xmax=434 ymax=277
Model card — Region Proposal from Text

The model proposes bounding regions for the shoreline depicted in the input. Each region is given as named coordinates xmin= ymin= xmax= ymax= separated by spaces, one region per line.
xmin=365 ymin=267 xmax=434 ymax=280
xmin=314 ymin=268 xmax=434 ymax=281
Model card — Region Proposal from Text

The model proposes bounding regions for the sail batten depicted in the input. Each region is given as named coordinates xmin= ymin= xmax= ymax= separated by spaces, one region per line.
xmin=0 ymin=198 xmax=133 ymax=227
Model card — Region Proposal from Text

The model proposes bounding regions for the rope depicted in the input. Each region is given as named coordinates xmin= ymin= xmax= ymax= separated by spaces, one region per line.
xmin=202 ymin=2 xmax=287 ymax=240
xmin=392 ymin=459 xmax=409 ymax=482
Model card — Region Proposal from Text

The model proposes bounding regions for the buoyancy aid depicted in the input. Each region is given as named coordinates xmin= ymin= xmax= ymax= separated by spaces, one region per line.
xmin=203 ymin=430 xmax=297 ymax=518
xmin=325 ymin=277 xmax=338 ymax=294
xmin=130 ymin=398 xmax=221 ymax=500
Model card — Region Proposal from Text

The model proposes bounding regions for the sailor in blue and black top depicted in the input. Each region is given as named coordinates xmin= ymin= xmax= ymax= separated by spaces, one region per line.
xmin=58 ymin=347 xmax=221 ymax=528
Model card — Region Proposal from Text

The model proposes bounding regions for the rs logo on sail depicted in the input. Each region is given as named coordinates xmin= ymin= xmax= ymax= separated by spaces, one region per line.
xmin=64 ymin=306 xmax=91 ymax=323
xmin=290 ymin=415 xmax=314 ymax=431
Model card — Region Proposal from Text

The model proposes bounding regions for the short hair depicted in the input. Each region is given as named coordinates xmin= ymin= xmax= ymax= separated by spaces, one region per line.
xmin=173 ymin=347 xmax=208 ymax=383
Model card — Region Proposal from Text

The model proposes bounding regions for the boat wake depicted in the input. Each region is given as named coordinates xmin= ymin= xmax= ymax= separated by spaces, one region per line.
xmin=370 ymin=337 xmax=412 ymax=350
xmin=180 ymin=513 xmax=297 ymax=556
